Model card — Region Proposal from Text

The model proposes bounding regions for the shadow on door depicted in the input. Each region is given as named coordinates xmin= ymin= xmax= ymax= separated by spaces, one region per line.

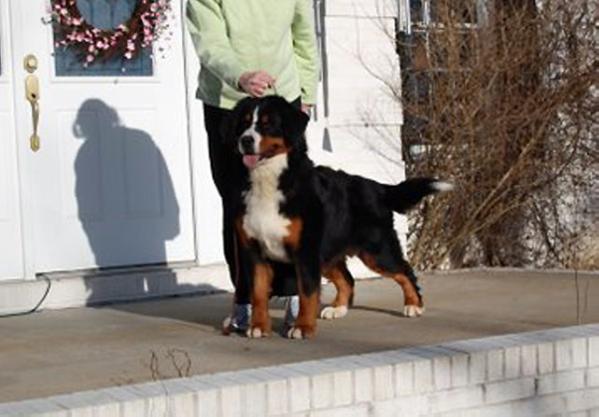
xmin=72 ymin=99 xmax=210 ymax=306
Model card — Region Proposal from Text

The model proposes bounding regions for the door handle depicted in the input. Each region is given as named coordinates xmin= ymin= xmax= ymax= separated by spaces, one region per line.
xmin=24 ymin=54 xmax=40 ymax=152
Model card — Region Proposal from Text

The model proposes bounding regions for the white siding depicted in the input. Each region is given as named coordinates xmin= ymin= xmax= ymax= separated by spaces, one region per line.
xmin=309 ymin=4 xmax=406 ymax=264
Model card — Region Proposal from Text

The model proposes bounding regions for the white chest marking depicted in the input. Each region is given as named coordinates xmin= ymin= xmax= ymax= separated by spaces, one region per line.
xmin=243 ymin=154 xmax=291 ymax=262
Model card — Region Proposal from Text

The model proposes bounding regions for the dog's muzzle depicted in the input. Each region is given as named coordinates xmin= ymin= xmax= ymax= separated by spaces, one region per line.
xmin=239 ymin=136 xmax=261 ymax=168
xmin=240 ymin=135 xmax=255 ymax=155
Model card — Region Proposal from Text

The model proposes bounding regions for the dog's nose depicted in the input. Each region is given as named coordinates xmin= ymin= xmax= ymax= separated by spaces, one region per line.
xmin=240 ymin=136 xmax=254 ymax=152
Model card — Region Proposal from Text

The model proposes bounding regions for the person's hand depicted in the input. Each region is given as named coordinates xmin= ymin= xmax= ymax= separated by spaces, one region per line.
xmin=238 ymin=71 xmax=276 ymax=97
xmin=301 ymin=103 xmax=313 ymax=116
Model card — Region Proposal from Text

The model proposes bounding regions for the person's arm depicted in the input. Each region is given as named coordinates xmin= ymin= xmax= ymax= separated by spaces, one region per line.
xmin=291 ymin=0 xmax=319 ymax=106
xmin=185 ymin=0 xmax=245 ymax=90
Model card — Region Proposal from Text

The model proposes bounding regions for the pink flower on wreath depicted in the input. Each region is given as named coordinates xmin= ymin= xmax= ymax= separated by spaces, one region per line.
xmin=50 ymin=0 xmax=172 ymax=65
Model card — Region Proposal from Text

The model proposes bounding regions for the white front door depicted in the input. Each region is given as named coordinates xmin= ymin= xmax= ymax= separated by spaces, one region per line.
xmin=4 ymin=0 xmax=195 ymax=278
xmin=0 ymin=1 xmax=25 ymax=280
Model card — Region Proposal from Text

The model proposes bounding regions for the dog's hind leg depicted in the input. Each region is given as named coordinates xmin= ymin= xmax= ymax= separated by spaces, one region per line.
xmin=341 ymin=261 xmax=356 ymax=307
xmin=359 ymin=236 xmax=424 ymax=318
xmin=320 ymin=261 xmax=354 ymax=320
xmin=392 ymin=260 xmax=425 ymax=318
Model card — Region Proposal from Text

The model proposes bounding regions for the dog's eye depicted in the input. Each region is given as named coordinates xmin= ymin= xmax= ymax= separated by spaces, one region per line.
xmin=240 ymin=120 xmax=251 ymax=131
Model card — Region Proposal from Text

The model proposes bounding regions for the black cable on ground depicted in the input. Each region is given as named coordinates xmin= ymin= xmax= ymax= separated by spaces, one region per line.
xmin=0 ymin=275 xmax=51 ymax=318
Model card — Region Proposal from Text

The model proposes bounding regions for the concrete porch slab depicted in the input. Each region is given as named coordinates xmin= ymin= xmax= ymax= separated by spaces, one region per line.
xmin=0 ymin=269 xmax=597 ymax=404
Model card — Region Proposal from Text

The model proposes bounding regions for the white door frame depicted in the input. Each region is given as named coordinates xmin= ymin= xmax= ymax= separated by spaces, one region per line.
xmin=0 ymin=0 xmax=27 ymax=280
xmin=181 ymin=2 xmax=225 ymax=267
xmin=7 ymin=0 xmax=38 ymax=280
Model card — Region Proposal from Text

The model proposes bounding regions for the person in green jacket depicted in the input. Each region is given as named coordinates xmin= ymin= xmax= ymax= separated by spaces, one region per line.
xmin=186 ymin=0 xmax=319 ymax=334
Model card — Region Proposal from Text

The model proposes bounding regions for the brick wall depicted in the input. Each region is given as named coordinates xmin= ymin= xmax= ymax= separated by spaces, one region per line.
xmin=2 ymin=324 xmax=598 ymax=417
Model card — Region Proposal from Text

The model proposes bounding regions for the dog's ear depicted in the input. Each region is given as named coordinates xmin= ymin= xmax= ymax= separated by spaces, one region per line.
xmin=282 ymin=100 xmax=310 ymax=142
xmin=220 ymin=97 xmax=256 ymax=148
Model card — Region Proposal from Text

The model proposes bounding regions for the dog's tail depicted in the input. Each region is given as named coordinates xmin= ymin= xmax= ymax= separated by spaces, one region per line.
xmin=384 ymin=178 xmax=453 ymax=213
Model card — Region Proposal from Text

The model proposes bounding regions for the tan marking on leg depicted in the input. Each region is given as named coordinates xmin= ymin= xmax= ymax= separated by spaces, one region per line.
xmin=321 ymin=262 xmax=353 ymax=319
xmin=288 ymin=267 xmax=319 ymax=339
xmin=359 ymin=253 xmax=385 ymax=276
xmin=390 ymin=273 xmax=422 ymax=307
xmin=359 ymin=253 xmax=423 ymax=316
xmin=247 ymin=262 xmax=273 ymax=338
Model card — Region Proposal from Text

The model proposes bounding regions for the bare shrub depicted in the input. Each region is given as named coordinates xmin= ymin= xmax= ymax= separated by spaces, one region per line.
xmin=383 ymin=0 xmax=598 ymax=269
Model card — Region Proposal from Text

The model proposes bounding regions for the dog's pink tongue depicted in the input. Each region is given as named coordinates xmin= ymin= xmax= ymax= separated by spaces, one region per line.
xmin=242 ymin=155 xmax=260 ymax=169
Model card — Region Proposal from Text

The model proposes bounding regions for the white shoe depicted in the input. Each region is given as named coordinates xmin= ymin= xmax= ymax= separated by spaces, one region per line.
xmin=222 ymin=303 xmax=251 ymax=334
xmin=282 ymin=296 xmax=299 ymax=331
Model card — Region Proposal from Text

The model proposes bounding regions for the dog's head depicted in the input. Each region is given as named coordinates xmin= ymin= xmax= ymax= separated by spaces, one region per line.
xmin=224 ymin=96 xmax=309 ymax=169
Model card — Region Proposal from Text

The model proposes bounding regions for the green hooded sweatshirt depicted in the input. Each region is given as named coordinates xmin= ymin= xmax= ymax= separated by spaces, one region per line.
xmin=186 ymin=0 xmax=319 ymax=110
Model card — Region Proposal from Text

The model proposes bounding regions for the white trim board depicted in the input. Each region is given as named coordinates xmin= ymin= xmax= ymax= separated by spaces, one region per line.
xmin=0 ymin=263 xmax=232 ymax=315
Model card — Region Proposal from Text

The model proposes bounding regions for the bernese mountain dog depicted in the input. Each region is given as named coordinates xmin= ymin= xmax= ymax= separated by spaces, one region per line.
xmin=225 ymin=95 xmax=451 ymax=339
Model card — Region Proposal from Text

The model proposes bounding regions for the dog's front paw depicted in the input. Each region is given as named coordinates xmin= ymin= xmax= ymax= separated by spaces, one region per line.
xmin=403 ymin=304 xmax=425 ymax=318
xmin=286 ymin=324 xmax=316 ymax=339
xmin=246 ymin=325 xmax=270 ymax=338
xmin=320 ymin=305 xmax=348 ymax=320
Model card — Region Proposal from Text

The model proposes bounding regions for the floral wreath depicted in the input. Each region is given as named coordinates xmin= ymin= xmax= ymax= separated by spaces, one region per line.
xmin=50 ymin=0 xmax=171 ymax=67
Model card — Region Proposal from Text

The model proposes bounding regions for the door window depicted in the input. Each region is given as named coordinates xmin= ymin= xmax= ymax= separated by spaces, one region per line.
xmin=53 ymin=0 xmax=153 ymax=76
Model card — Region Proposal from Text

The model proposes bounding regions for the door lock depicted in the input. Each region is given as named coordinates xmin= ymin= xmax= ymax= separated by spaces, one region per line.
xmin=24 ymin=54 xmax=38 ymax=73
